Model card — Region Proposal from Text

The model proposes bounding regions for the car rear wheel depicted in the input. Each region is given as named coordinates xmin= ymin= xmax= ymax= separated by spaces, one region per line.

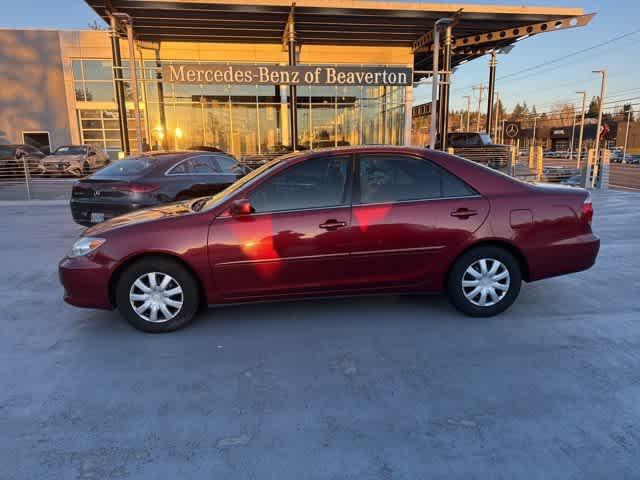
xmin=115 ymin=257 xmax=200 ymax=332
xmin=447 ymin=246 xmax=521 ymax=317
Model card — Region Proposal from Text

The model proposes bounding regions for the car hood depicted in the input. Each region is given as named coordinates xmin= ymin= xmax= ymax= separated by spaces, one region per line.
xmin=44 ymin=154 xmax=84 ymax=163
xmin=84 ymin=201 xmax=195 ymax=235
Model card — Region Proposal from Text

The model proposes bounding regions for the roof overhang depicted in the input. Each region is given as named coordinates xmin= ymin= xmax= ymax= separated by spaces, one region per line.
xmin=86 ymin=0 xmax=592 ymax=74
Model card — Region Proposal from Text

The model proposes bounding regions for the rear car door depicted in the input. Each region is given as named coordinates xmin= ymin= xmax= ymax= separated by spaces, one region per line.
xmin=349 ymin=153 xmax=489 ymax=289
xmin=208 ymin=154 xmax=353 ymax=300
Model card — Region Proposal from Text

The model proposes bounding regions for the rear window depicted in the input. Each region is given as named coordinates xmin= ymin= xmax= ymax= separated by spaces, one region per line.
xmin=93 ymin=158 xmax=152 ymax=177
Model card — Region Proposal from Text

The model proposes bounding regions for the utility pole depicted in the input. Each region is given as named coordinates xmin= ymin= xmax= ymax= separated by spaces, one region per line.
xmin=463 ymin=95 xmax=471 ymax=132
xmin=576 ymin=91 xmax=587 ymax=168
xmin=623 ymin=108 xmax=632 ymax=163
xmin=532 ymin=115 xmax=537 ymax=147
xmin=473 ymin=83 xmax=485 ymax=132
xmin=592 ymin=69 xmax=608 ymax=187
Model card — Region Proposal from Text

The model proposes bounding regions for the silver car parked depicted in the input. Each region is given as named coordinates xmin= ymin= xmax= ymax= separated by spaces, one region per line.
xmin=38 ymin=145 xmax=110 ymax=177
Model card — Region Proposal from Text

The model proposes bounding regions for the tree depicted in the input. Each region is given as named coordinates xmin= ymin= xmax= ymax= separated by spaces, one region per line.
xmin=623 ymin=104 xmax=635 ymax=122
xmin=587 ymin=96 xmax=600 ymax=118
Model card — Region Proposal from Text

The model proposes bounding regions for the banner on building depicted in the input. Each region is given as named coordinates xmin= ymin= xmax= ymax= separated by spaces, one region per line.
xmin=163 ymin=64 xmax=412 ymax=86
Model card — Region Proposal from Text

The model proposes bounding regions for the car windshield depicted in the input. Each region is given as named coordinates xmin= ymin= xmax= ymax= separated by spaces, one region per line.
xmin=54 ymin=146 xmax=87 ymax=155
xmin=195 ymin=154 xmax=294 ymax=212
xmin=479 ymin=133 xmax=493 ymax=145
xmin=92 ymin=158 xmax=153 ymax=177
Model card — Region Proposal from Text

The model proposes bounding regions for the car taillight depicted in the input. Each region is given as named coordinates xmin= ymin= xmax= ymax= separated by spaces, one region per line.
xmin=112 ymin=183 xmax=160 ymax=194
xmin=581 ymin=194 xmax=593 ymax=224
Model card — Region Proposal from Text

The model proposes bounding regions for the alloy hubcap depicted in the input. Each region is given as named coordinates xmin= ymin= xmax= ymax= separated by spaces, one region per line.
xmin=129 ymin=272 xmax=184 ymax=323
xmin=462 ymin=258 xmax=510 ymax=307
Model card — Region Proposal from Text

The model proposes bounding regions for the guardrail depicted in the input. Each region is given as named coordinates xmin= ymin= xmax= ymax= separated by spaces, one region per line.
xmin=0 ymin=156 xmax=104 ymax=201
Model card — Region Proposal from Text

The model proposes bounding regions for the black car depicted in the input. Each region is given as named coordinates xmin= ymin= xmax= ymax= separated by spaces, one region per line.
xmin=70 ymin=151 xmax=245 ymax=226
xmin=0 ymin=144 xmax=46 ymax=177
xmin=437 ymin=132 xmax=510 ymax=169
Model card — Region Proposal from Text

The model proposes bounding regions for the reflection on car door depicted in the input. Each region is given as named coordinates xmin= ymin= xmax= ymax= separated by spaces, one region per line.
xmin=208 ymin=155 xmax=353 ymax=300
xmin=349 ymin=154 xmax=489 ymax=289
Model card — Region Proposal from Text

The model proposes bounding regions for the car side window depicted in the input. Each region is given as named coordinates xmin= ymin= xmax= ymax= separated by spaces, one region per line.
xmin=358 ymin=155 xmax=476 ymax=204
xmin=248 ymin=155 xmax=349 ymax=213
xmin=169 ymin=156 xmax=219 ymax=174
xmin=214 ymin=155 xmax=238 ymax=173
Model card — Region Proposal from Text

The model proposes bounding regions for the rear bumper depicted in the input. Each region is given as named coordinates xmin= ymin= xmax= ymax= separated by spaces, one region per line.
xmin=528 ymin=233 xmax=600 ymax=282
xmin=70 ymin=199 xmax=152 ymax=227
xmin=59 ymin=256 xmax=113 ymax=310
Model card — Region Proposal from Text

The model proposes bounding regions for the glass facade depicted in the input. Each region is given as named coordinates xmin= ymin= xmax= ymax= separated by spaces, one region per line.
xmin=71 ymin=59 xmax=406 ymax=158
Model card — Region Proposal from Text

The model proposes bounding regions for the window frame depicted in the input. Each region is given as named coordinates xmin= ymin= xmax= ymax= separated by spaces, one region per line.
xmin=165 ymin=154 xmax=222 ymax=176
xmin=353 ymin=153 xmax=480 ymax=206
xmin=243 ymin=153 xmax=355 ymax=215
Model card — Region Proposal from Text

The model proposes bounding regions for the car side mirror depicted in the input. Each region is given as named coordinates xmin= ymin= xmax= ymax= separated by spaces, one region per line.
xmin=230 ymin=198 xmax=254 ymax=216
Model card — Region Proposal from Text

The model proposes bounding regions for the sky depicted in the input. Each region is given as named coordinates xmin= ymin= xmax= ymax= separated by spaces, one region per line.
xmin=0 ymin=0 xmax=638 ymax=115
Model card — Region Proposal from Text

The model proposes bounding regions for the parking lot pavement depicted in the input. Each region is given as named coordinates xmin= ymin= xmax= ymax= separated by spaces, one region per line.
xmin=1 ymin=191 xmax=639 ymax=480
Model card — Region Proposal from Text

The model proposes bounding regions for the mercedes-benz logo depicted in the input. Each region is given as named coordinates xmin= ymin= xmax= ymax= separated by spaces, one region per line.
xmin=505 ymin=123 xmax=519 ymax=138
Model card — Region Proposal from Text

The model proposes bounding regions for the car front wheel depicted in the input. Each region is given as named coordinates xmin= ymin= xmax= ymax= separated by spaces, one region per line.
xmin=447 ymin=246 xmax=522 ymax=317
xmin=115 ymin=257 xmax=200 ymax=332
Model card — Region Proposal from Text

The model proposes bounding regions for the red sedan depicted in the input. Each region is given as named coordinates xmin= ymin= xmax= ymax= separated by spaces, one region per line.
xmin=59 ymin=146 xmax=599 ymax=333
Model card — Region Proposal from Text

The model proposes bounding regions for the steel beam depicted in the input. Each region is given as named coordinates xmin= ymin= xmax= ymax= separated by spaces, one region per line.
xmin=416 ymin=13 xmax=595 ymax=53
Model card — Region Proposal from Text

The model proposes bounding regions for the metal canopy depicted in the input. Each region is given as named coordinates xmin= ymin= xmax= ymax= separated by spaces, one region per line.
xmin=86 ymin=0 xmax=590 ymax=73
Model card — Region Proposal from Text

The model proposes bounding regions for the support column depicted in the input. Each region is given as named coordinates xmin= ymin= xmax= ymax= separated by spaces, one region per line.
xmin=109 ymin=15 xmax=130 ymax=156
xmin=438 ymin=25 xmax=452 ymax=150
xmin=287 ymin=22 xmax=298 ymax=150
xmin=486 ymin=51 xmax=497 ymax=134
xmin=403 ymin=81 xmax=413 ymax=145
xmin=125 ymin=21 xmax=143 ymax=153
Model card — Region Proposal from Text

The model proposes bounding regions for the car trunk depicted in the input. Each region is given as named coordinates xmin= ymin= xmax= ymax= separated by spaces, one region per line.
xmin=72 ymin=177 xmax=138 ymax=201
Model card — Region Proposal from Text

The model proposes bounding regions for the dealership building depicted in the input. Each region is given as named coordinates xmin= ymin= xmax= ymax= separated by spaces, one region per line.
xmin=0 ymin=1 xmax=591 ymax=159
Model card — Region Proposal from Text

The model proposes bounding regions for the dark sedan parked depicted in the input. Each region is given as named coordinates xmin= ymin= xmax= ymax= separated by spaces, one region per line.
xmin=70 ymin=151 xmax=245 ymax=226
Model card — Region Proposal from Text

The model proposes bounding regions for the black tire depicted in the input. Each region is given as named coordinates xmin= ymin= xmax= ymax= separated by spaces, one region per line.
xmin=115 ymin=257 xmax=200 ymax=333
xmin=447 ymin=245 xmax=522 ymax=317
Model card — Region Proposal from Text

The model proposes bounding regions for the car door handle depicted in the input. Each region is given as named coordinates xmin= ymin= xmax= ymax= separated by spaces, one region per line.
xmin=451 ymin=208 xmax=478 ymax=219
xmin=319 ymin=219 xmax=347 ymax=230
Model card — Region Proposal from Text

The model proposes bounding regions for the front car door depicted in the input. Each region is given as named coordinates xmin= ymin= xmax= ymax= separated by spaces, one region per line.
xmin=208 ymin=154 xmax=353 ymax=300
xmin=348 ymin=153 xmax=489 ymax=290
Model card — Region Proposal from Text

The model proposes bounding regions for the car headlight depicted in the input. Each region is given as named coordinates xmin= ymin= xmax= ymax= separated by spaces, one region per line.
xmin=68 ymin=237 xmax=106 ymax=258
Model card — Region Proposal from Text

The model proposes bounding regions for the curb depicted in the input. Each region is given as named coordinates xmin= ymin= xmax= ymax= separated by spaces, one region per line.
xmin=0 ymin=200 xmax=68 ymax=207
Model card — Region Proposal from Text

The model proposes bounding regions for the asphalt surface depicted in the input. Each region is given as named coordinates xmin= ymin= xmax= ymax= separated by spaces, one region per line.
xmin=1 ymin=190 xmax=639 ymax=479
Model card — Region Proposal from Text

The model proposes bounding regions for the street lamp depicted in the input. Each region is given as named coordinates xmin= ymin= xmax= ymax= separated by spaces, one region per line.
xmin=575 ymin=91 xmax=587 ymax=168
xmin=592 ymin=69 xmax=608 ymax=187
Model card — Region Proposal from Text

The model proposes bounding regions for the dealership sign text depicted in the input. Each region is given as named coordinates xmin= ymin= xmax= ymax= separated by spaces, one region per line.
xmin=163 ymin=64 xmax=412 ymax=86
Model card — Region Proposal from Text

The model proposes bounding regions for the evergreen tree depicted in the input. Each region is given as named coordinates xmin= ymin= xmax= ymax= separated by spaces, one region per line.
xmin=587 ymin=96 xmax=600 ymax=118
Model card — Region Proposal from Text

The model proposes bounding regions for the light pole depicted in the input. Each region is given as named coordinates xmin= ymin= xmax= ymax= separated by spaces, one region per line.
xmin=623 ymin=108 xmax=632 ymax=163
xmin=463 ymin=95 xmax=471 ymax=132
xmin=532 ymin=115 xmax=537 ymax=148
xmin=592 ymin=69 xmax=608 ymax=187
xmin=494 ymin=91 xmax=500 ymax=140
xmin=474 ymin=83 xmax=485 ymax=132
xmin=429 ymin=17 xmax=454 ymax=150
xmin=569 ymin=107 xmax=577 ymax=162
xmin=576 ymin=91 xmax=587 ymax=168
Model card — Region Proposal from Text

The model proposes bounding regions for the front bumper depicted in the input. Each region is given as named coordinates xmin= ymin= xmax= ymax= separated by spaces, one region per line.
xmin=59 ymin=255 xmax=113 ymax=310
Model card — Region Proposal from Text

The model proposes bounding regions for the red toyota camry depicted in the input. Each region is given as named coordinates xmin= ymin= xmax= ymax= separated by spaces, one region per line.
xmin=59 ymin=146 xmax=599 ymax=332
